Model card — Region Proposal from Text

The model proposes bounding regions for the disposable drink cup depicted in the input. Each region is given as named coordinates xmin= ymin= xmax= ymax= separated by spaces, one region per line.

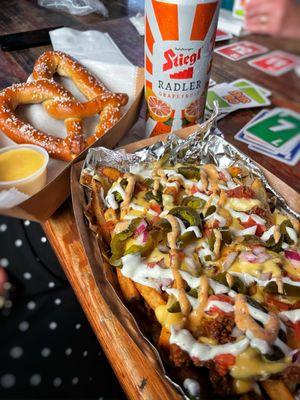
xmin=145 ymin=0 xmax=221 ymax=136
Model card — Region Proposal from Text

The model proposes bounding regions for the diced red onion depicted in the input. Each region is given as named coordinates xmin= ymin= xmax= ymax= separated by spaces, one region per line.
xmin=239 ymin=251 xmax=270 ymax=264
xmin=134 ymin=220 xmax=147 ymax=236
xmin=161 ymin=278 xmax=173 ymax=288
xmin=142 ymin=231 xmax=148 ymax=243
xmin=252 ymin=246 xmax=265 ymax=255
xmin=292 ymin=349 xmax=300 ymax=364
xmin=285 ymin=250 xmax=300 ymax=262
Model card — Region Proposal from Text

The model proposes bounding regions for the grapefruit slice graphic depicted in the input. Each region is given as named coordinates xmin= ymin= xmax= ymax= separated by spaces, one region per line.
xmin=148 ymin=96 xmax=172 ymax=123
xmin=184 ymin=98 xmax=202 ymax=123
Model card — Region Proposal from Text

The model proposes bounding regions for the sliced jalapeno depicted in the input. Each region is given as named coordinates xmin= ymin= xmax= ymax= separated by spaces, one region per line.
xmin=263 ymin=346 xmax=285 ymax=362
xmin=145 ymin=190 xmax=162 ymax=204
xmin=167 ymin=301 xmax=181 ymax=313
xmin=214 ymin=272 xmax=228 ymax=287
xmin=280 ymin=220 xmax=294 ymax=244
xmin=205 ymin=205 xmax=217 ymax=218
xmin=208 ymin=232 xmax=216 ymax=252
xmin=265 ymin=232 xmax=284 ymax=252
xmin=182 ymin=196 xmax=206 ymax=210
xmin=169 ymin=206 xmax=201 ymax=227
xmin=231 ymin=276 xmax=246 ymax=294
xmin=220 ymin=226 xmax=232 ymax=245
xmin=246 ymin=296 xmax=268 ymax=313
xmin=264 ymin=281 xmax=300 ymax=297
xmin=110 ymin=218 xmax=142 ymax=265
xmin=188 ymin=288 xmax=199 ymax=298
xmin=177 ymin=166 xmax=200 ymax=180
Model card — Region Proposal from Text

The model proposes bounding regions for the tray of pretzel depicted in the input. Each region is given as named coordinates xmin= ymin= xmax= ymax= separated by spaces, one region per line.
xmin=0 ymin=51 xmax=143 ymax=221
xmin=72 ymin=128 xmax=300 ymax=400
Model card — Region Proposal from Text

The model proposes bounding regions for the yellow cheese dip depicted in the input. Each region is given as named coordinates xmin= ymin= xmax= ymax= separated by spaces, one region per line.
xmin=0 ymin=148 xmax=45 ymax=182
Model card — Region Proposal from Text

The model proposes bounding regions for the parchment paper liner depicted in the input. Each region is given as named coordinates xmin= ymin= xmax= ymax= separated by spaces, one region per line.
xmin=74 ymin=115 xmax=299 ymax=399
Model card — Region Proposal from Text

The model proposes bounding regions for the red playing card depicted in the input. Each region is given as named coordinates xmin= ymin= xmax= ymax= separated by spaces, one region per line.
xmin=215 ymin=29 xmax=232 ymax=42
xmin=215 ymin=41 xmax=268 ymax=61
xmin=248 ymin=51 xmax=300 ymax=76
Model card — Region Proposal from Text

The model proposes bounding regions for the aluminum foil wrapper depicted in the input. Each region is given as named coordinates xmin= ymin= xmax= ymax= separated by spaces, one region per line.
xmin=78 ymin=113 xmax=299 ymax=399
xmin=81 ymin=115 xmax=299 ymax=219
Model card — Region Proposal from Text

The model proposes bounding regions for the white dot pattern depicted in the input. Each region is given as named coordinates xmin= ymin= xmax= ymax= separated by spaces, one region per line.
xmin=0 ymin=258 xmax=9 ymax=268
xmin=40 ymin=236 xmax=47 ymax=243
xmin=14 ymin=239 xmax=22 ymax=247
xmin=24 ymin=220 xmax=30 ymax=226
xmin=0 ymin=374 xmax=15 ymax=388
xmin=53 ymin=377 xmax=62 ymax=387
xmin=18 ymin=321 xmax=29 ymax=332
xmin=72 ymin=377 xmax=79 ymax=385
xmin=41 ymin=348 xmax=51 ymax=357
xmin=23 ymin=272 xmax=32 ymax=280
xmin=27 ymin=301 xmax=36 ymax=310
xmin=54 ymin=298 xmax=61 ymax=305
xmin=0 ymin=224 xmax=7 ymax=232
xmin=48 ymin=282 xmax=55 ymax=288
xmin=30 ymin=374 xmax=41 ymax=386
xmin=9 ymin=347 xmax=23 ymax=359
xmin=65 ymin=348 xmax=72 ymax=356
xmin=49 ymin=322 xmax=57 ymax=330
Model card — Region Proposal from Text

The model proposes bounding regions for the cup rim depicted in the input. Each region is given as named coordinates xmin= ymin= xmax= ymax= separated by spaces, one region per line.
xmin=0 ymin=144 xmax=49 ymax=186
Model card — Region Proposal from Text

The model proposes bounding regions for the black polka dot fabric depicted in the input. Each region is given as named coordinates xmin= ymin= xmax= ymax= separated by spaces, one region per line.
xmin=0 ymin=215 xmax=126 ymax=400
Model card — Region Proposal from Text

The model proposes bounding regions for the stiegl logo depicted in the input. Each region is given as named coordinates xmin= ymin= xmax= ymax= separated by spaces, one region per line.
xmin=163 ymin=48 xmax=201 ymax=79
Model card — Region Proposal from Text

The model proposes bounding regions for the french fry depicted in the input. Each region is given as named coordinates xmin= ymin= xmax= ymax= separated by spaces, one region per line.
xmin=135 ymin=282 xmax=166 ymax=310
xmin=158 ymin=326 xmax=170 ymax=349
xmin=261 ymin=380 xmax=294 ymax=400
xmin=99 ymin=166 xmax=122 ymax=181
xmin=116 ymin=269 xmax=140 ymax=301
xmin=91 ymin=179 xmax=111 ymax=244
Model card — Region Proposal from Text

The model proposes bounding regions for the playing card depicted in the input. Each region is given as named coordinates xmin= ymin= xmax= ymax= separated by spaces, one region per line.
xmin=244 ymin=108 xmax=300 ymax=151
xmin=216 ymin=29 xmax=233 ymax=42
xmin=232 ymin=0 xmax=246 ymax=20
xmin=232 ymin=79 xmax=271 ymax=97
xmin=248 ymin=51 xmax=300 ymax=76
xmin=215 ymin=41 xmax=268 ymax=61
xmin=207 ymin=82 xmax=271 ymax=112
xmin=248 ymin=142 xmax=300 ymax=166
xmin=234 ymin=108 xmax=300 ymax=166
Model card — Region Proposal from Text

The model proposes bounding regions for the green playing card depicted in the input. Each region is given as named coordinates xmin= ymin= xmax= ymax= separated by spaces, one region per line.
xmin=245 ymin=109 xmax=300 ymax=148
xmin=206 ymin=90 xmax=231 ymax=110
xmin=241 ymin=86 xmax=269 ymax=105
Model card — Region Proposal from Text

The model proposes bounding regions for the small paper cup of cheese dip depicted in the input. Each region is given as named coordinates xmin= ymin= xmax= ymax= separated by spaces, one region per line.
xmin=0 ymin=144 xmax=49 ymax=196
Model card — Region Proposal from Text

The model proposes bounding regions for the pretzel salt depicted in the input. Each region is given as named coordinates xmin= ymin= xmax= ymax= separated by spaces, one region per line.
xmin=0 ymin=51 xmax=128 ymax=161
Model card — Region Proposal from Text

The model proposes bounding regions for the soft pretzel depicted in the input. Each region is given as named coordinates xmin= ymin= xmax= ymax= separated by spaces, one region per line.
xmin=33 ymin=51 xmax=128 ymax=146
xmin=0 ymin=52 xmax=129 ymax=160
xmin=0 ymin=79 xmax=87 ymax=160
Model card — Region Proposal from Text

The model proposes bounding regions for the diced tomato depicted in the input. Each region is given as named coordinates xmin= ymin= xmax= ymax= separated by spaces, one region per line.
xmin=104 ymin=221 xmax=115 ymax=232
xmin=214 ymin=354 xmax=236 ymax=376
xmin=264 ymin=294 xmax=291 ymax=311
xmin=208 ymin=294 xmax=234 ymax=304
xmin=150 ymin=203 xmax=162 ymax=214
xmin=191 ymin=185 xmax=199 ymax=194
xmin=240 ymin=217 xmax=266 ymax=237
xmin=147 ymin=262 xmax=157 ymax=268
xmin=292 ymin=321 xmax=300 ymax=339
xmin=226 ymin=186 xmax=255 ymax=199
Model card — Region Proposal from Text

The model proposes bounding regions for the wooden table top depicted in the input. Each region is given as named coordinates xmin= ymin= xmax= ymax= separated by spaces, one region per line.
xmin=1 ymin=2 xmax=300 ymax=398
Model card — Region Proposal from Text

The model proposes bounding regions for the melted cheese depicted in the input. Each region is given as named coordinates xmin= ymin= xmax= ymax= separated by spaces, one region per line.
xmin=229 ymin=257 xmax=282 ymax=278
xmin=228 ymin=198 xmax=261 ymax=212
xmin=0 ymin=148 xmax=45 ymax=182
xmin=155 ymin=305 xmax=184 ymax=329
xmin=230 ymin=347 xmax=289 ymax=380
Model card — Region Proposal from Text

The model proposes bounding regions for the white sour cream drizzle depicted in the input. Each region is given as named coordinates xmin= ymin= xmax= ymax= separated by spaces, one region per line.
xmin=183 ymin=378 xmax=201 ymax=397
xmin=279 ymin=309 xmax=300 ymax=323
xmin=105 ymin=183 xmax=126 ymax=210
xmin=175 ymin=217 xmax=202 ymax=239
xmin=230 ymin=271 xmax=300 ymax=288
xmin=170 ymin=326 xmax=250 ymax=361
